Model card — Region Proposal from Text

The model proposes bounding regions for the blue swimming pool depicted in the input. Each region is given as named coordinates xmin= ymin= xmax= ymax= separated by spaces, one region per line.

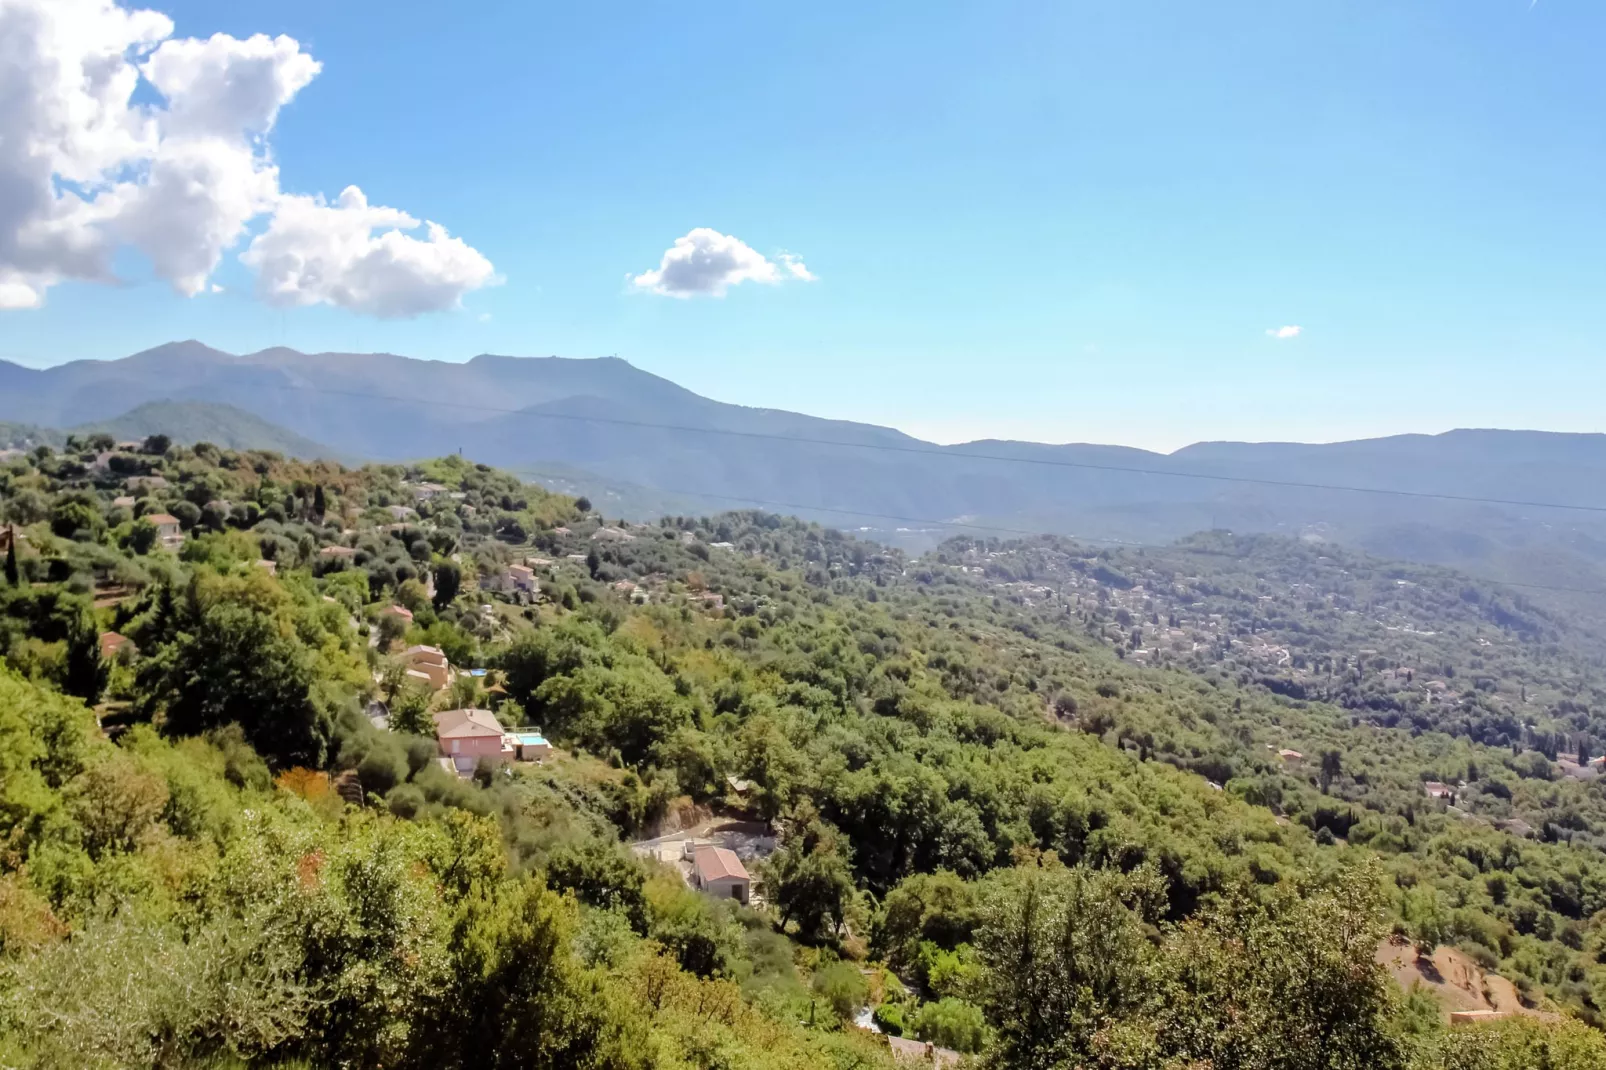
xmin=515 ymin=733 xmax=548 ymax=747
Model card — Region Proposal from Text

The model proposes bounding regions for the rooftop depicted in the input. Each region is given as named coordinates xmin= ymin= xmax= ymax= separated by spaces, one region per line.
xmin=433 ymin=708 xmax=505 ymax=740
xmin=693 ymin=845 xmax=749 ymax=883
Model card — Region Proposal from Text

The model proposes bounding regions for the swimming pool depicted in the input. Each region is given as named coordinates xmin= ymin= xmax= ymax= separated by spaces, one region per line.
xmin=515 ymin=732 xmax=548 ymax=747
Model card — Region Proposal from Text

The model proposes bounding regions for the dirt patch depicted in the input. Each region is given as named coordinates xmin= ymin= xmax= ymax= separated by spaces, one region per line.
xmin=1376 ymin=937 xmax=1545 ymax=1020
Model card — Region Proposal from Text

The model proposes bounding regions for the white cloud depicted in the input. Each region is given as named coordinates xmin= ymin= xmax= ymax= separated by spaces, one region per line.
xmin=630 ymin=228 xmax=814 ymax=297
xmin=242 ymin=186 xmax=498 ymax=318
xmin=0 ymin=0 xmax=495 ymax=315
xmin=1266 ymin=325 xmax=1302 ymax=340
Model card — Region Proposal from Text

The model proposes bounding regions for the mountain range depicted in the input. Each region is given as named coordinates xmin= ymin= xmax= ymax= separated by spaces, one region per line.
xmin=5 ymin=341 xmax=1605 ymax=602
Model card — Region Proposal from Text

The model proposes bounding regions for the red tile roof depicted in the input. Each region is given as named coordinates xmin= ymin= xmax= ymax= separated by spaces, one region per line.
xmin=693 ymin=846 xmax=749 ymax=883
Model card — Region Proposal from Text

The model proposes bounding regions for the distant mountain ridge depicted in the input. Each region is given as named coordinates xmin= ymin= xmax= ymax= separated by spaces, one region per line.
xmin=5 ymin=341 xmax=1605 ymax=600
xmin=79 ymin=400 xmax=341 ymax=459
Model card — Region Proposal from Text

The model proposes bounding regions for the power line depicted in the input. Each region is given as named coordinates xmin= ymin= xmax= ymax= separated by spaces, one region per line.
xmin=511 ymin=465 xmax=1606 ymax=598
xmin=248 ymin=380 xmax=1606 ymax=516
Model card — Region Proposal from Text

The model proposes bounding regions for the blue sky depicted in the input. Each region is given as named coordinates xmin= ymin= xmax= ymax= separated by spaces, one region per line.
xmin=5 ymin=0 xmax=1604 ymax=451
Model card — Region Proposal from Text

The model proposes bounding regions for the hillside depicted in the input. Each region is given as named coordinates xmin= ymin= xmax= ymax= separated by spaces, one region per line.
xmin=5 ymin=343 xmax=1606 ymax=602
xmin=3 ymin=443 xmax=1606 ymax=1066
xmin=76 ymin=399 xmax=343 ymax=459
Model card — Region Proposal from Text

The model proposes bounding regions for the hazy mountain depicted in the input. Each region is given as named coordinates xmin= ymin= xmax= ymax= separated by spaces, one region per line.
xmin=5 ymin=342 xmax=1605 ymax=596
xmin=75 ymin=400 xmax=342 ymax=459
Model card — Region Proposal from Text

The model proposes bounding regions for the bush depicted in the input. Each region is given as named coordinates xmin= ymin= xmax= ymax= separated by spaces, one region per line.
xmin=811 ymin=960 xmax=868 ymax=1021
xmin=911 ymin=997 xmax=987 ymax=1053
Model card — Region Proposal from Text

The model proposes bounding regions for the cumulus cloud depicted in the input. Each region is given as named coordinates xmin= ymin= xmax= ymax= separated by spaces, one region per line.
xmin=1266 ymin=325 xmax=1302 ymax=340
xmin=242 ymin=186 xmax=497 ymax=318
xmin=630 ymin=228 xmax=815 ymax=297
xmin=0 ymin=0 xmax=495 ymax=315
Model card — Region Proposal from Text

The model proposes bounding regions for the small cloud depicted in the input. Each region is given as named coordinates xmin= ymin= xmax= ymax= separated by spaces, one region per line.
xmin=477 ymin=312 xmax=491 ymax=323
xmin=778 ymin=252 xmax=815 ymax=282
xmin=209 ymin=283 xmax=225 ymax=293
xmin=629 ymin=228 xmax=815 ymax=298
xmin=1266 ymin=325 xmax=1302 ymax=340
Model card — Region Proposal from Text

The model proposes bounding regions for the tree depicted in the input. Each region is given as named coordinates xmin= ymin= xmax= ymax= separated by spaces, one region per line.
xmin=159 ymin=598 xmax=331 ymax=767
xmin=911 ymin=998 xmax=987 ymax=1054
xmin=388 ymin=685 xmax=435 ymax=738
xmin=432 ymin=559 xmax=461 ymax=611
xmin=764 ymin=804 xmax=856 ymax=942
xmin=312 ymin=484 xmax=327 ymax=518
xmin=49 ymin=497 xmax=100 ymax=540
xmin=3 ymin=530 xmax=17 ymax=586
xmin=811 ymin=961 xmax=868 ymax=1021
xmin=142 ymin=433 xmax=170 ymax=455
xmin=126 ymin=517 xmax=158 ymax=555
xmin=574 ymin=496 xmax=592 ymax=514
xmin=1320 ymin=748 xmax=1343 ymax=794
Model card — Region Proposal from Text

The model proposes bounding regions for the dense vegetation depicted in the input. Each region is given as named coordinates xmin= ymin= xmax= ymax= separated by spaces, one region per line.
xmin=1 ymin=437 xmax=1604 ymax=1067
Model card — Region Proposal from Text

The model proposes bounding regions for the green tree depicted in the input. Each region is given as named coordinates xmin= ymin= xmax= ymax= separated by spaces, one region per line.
xmin=388 ymin=685 xmax=435 ymax=738
xmin=763 ymin=804 xmax=856 ymax=942
xmin=432 ymin=559 xmax=462 ymax=611
xmin=811 ymin=961 xmax=868 ymax=1021
xmin=125 ymin=517 xmax=158 ymax=555
xmin=1320 ymin=748 xmax=1343 ymax=794
xmin=313 ymin=484 xmax=327 ymax=518
xmin=3 ymin=531 xmax=17 ymax=586
xmin=159 ymin=598 xmax=331 ymax=768
xmin=911 ymin=997 xmax=987 ymax=1053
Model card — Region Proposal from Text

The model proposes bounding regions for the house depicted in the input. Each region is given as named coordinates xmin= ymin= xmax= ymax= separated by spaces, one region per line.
xmin=381 ymin=604 xmax=414 ymax=625
xmin=495 ymin=564 xmax=536 ymax=594
xmin=111 ymin=495 xmax=136 ymax=509
xmin=386 ymin=505 xmax=416 ymax=521
xmin=591 ymin=526 xmax=635 ymax=543
xmin=432 ymin=708 xmax=513 ymax=774
xmin=320 ymin=545 xmax=358 ymax=560
xmin=124 ymin=475 xmax=168 ymax=491
xmin=403 ymin=644 xmax=450 ymax=690
xmin=410 ymin=482 xmax=449 ymax=502
xmin=1277 ymin=749 xmax=1303 ymax=763
xmin=256 ymin=559 xmax=277 ymax=575
xmin=143 ymin=513 xmax=184 ymax=549
xmin=690 ymin=846 xmax=750 ymax=904
xmin=99 ymin=631 xmax=133 ymax=660
xmin=1423 ymin=781 xmax=1454 ymax=799
xmin=726 ymin=775 xmax=752 ymax=796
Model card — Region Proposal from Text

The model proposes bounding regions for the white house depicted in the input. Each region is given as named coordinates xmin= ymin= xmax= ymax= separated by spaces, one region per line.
xmin=690 ymin=846 xmax=750 ymax=905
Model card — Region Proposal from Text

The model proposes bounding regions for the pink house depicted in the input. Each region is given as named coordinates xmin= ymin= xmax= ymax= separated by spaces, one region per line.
xmin=433 ymin=708 xmax=512 ymax=775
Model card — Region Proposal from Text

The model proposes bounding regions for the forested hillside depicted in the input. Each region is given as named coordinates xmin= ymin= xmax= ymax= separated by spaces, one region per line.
xmin=1 ymin=439 xmax=1604 ymax=1068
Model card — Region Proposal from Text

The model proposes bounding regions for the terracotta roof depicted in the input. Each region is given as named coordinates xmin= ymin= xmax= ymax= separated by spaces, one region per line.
xmin=693 ymin=846 xmax=749 ymax=883
xmin=433 ymin=708 xmax=504 ymax=740
xmin=99 ymin=631 xmax=131 ymax=658
xmin=144 ymin=513 xmax=180 ymax=526
xmin=404 ymin=644 xmax=446 ymax=664
xmin=382 ymin=604 xmax=414 ymax=620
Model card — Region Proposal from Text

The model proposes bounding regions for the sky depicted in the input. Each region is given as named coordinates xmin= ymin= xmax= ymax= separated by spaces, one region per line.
xmin=3 ymin=0 xmax=1604 ymax=452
